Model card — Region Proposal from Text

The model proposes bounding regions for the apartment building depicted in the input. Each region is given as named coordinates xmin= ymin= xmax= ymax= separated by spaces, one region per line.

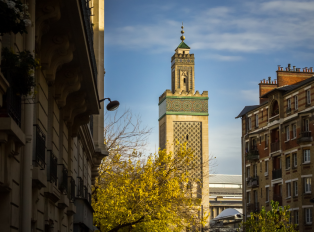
xmin=236 ymin=64 xmax=314 ymax=231
xmin=0 ymin=0 xmax=107 ymax=231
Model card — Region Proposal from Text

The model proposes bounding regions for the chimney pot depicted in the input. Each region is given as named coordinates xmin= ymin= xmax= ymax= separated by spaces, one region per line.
xmin=288 ymin=63 xmax=291 ymax=69
xmin=268 ymin=77 xmax=271 ymax=83
xmin=310 ymin=67 xmax=313 ymax=72
xmin=293 ymin=66 xmax=296 ymax=71
xmin=278 ymin=65 xmax=281 ymax=71
xmin=281 ymin=67 xmax=283 ymax=71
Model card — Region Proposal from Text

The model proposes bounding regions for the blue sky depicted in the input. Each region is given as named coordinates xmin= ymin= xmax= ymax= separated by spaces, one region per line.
xmin=103 ymin=0 xmax=314 ymax=175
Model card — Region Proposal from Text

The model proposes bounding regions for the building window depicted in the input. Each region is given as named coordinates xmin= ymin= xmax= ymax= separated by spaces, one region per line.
xmin=265 ymin=161 xmax=269 ymax=173
xmin=305 ymin=208 xmax=312 ymax=224
xmin=295 ymin=95 xmax=298 ymax=110
xmin=247 ymin=167 xmax=250 ymax=178
xmin=306 ymin=89 xmax=311 ymax=105
xmin=255 ymin=114 xmax=259 ymax=127
xmin=294 ymin=210 xmax=299 ymax=225
xmin=293 ymin=181 xmax=298 ymax=197
xmin=293 ymin=153 xmax=297 ymax=167
xmin=287 ymin=99 xmax=291 ymax=109
xmin=248 ymin=117 xmax=252 ymax=130
xmin=266 ymin=187 xmax=269 ymax=202
xmin=303 ymin=150 xmax=311 ymax=163
xmin=265 ymin=134 xmax=268 ymax=147
xmin=304 ymin=178 xmax=311 ymax=194
xmin=253 ymin=164 xmax=257 ymax=177
xmin=286 ymin=156 xmax=290 ymax=170
xmin=285 ymin=126 xmax=290 ymax=141
xmin=286 ymin=182 xmax=291 ymax=198
xmin=304 ymin=118 xmax=310 ymax=132
xmin=292 ymin=124 xmax=297 ymax=139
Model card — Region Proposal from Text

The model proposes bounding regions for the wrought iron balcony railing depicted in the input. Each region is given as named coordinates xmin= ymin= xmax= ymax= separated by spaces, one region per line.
xmin=246 ymin=150 xmax=259 ymax=161
xmin=48 ymin=150 xmax=57 ymax=185
xmin=272 ymin=169 xmax=282 ymax=180
xmin=33 ymin=125 xmax=46 ymax=169
xmin=0 ymin=71 xmax=21 ymax=127
xmin=271 ymin=141 xmax=280 ymax=153
xmin=297 ymin=131 xmax=312 ymax=144
xmin=68 ymin=176 xmax=75 ymax=203
xmin=79 ymin=0 xmax=98 ymax=84
xmin=247 ymin=176 xmax=259 ymax=188
xmin=286 ymin=107 xmax=291 ymax=114
xmin=58 ymin=165 xmax=68 ymax=195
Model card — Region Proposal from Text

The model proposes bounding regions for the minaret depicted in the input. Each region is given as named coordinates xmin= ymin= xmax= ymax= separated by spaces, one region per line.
xmin=158 ymin=24 xmax=209 ymax=227
xmin=171 ymin=23 xmax=195 ymax=93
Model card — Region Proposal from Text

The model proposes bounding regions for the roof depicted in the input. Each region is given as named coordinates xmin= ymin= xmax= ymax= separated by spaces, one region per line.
xmin=177 ymin=41 xmax=190 ymax=49
xmin=235 ymin=105 xmax=259 ymax=118
xmin=213 ymin=208 xmax=243 ymax=221
xmin=209 ymin=174 xmax=242 ymax=185
xmin=261 ymin=75 xmax=314 ymax=98
xmin=210 ymin=187 xmax=242 ymax=195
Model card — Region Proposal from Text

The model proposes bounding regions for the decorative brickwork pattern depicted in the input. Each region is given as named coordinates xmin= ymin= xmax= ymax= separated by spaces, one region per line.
xmin=173 ymin=121 xmax=202 ymax=181
xmin=166 ymin=99 xmax=208 ymax=113
xmin=177 ymin=66 xmax=192 ymax=90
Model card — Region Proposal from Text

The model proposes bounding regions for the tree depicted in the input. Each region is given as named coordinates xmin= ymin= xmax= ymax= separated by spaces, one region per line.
xmin=93 ymin=142 xmax=209 ymax=232
xmin=241 ymin=200 xmax=298 ymax=232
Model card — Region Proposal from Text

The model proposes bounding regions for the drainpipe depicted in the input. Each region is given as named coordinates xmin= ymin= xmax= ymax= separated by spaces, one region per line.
xmin=21 ymin=0 xmax=35 ymax=230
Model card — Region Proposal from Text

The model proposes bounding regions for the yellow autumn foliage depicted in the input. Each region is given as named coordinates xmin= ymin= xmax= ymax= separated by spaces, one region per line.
xmin=93 ymin=142 xmax=209 ymax=232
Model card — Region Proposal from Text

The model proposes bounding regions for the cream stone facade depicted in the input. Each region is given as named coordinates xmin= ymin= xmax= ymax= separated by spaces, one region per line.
xmin=158 ymin=29 xmax=209 ymax=229
xmin=0 ymin=0 xmax=107 ymax=231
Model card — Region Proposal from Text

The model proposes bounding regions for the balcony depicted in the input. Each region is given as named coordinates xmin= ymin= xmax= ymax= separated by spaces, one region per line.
xmin=247 ymin=202 xmax=259 ymax=213
xmin=247 ymin=176 xmax=259 ymax=188
xmin=48 ymin=151 xmax=58 ymax=185
xmin=273 ymin=194 xmax=282 ymax=206
xmin=297 ymin=131 xmax=312 ymax=144
xmin=246 ymin=150 xmax=259 ymax=161
xmin=272 ymin=169 xmax=282 ymax=180
xmin=33 ymin=125 xmax=46 ymax=169
xmin=271 ymin=141 xmax=280 ymax=153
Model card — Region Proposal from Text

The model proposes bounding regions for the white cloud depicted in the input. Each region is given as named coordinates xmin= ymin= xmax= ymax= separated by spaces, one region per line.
xmin=106 ymin=0 xmax=314 ymax=56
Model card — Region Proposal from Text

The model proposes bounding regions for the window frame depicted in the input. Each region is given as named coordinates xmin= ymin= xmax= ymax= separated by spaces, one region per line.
xmin=303 ymin=149 xmax=311 ymax=163
xmin=265 ymin=161 xmax=268 ymax=173
xmin=286 ymin=182 xmax=291 ymax=198
xmin=248 ymin=117 xmax=252 ymax=130
xmin=286 ymin=156 xmax=290 ymax=170
xmin=306 ymin=89 xmax=311 ymax=105
xmin=293 ymin=181 xmax=298 ymax=197
xmin=293 ymin=153 xmax=297 ymax=167
xmin=266 ymin=187 xmax=269 ymax=202
xmin=305 ymin=208 xmax=312 ymax=225
xmin=292 ymin=124 xmax=297 ymax=139
xmin=287 ymin=98 xmax=291 ymax=109
xmin=304 ymin=177 xmax=312 ymax=194
xmin=294 ymin=210 xmax=299 ymax=225
xmin=285 ymin=125 xmax=290 ymax=141
xmin=295 ymin=95 xmax=298 ymax=110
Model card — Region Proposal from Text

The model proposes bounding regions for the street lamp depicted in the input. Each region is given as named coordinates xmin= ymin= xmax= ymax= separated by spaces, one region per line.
xmin=99 ymin=98 xmax=120 ymax=111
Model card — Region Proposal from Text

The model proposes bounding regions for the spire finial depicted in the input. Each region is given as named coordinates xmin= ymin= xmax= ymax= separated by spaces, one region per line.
xmin=180 ymin=22 xmax=185 ymax=42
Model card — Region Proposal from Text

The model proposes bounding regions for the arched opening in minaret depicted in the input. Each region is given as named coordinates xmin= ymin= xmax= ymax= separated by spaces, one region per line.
xmin=184 ymin=78 xmax=186 ymax=84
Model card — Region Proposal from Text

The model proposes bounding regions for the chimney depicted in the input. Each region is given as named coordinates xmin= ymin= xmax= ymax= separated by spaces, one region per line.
xmin=274 ymin=79 xmax=277 ymax=84
xmin=288 ymin=63 xmax=291 ymax=71
xmin=310 ymin=67 xmax=313 ymax=72
xmin=263 ymin=79 xmax=265 ymax=83
xmin=277 ymin=65 xmax=281 ymax=71
xmin=293 ymin=66 xmax=296 ymax=71
xmin=281 ymin=67 xmax=283 ymax=71
xmin=268 ymin=76 xmax=271 ymax=84
xmin=305 ymin=67 xmax=308 ymax=72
